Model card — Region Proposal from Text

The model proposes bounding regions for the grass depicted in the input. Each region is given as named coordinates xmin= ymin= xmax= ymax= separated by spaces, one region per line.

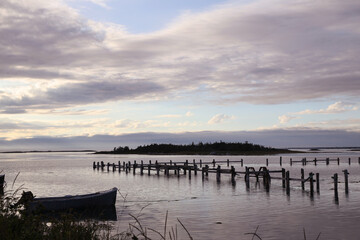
xmin=0 ymin=179 xmax=193 ymax=240
xmin=0 ymin=179 xmax=321 ymax=240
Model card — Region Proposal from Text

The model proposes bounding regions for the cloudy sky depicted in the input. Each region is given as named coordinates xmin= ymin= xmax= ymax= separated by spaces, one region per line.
xmin=1 ymin=0 xmax=360 ymax=150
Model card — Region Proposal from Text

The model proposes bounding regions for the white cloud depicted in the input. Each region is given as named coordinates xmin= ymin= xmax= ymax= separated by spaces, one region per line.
xmin=278 ymin=101 xmax=358 ymax=124
xmin=185 ymin=111 xmax=194 ymax=117
xmin=278 ymin=115 xmax=297 ymax=124
xmin=208 ymin=114 xmax=234 ymax=124
xmin=297 ymin=102 xmax=358 ymax=115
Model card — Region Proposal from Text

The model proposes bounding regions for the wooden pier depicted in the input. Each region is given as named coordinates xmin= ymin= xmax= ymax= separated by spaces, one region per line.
xmin=93 ymin=157 xmax=354 ymax=203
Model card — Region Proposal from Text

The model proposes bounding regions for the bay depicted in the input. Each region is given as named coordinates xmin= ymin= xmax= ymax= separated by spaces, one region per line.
xmin=1 ymin=150 xmax=360 ymax=239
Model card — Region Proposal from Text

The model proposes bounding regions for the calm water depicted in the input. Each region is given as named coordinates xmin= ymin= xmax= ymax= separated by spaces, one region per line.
xmin=1 ymin=150 xmax=360 ymax=239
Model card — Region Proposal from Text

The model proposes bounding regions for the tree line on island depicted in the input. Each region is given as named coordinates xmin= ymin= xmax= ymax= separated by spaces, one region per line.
xmin=96 ymin=141 xmax=294 ymax=155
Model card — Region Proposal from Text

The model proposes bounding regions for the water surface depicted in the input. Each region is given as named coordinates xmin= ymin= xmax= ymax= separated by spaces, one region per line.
xmin=1 ymin=150 xmax=360 ymax=239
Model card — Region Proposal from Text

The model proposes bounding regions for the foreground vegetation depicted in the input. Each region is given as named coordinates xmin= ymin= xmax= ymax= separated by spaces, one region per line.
xmin=0 ymin=183 xmax=320 ymax=240
xmin=0 ymin=185 xmax=193 ymax=240
xmin=97 ymin=141 xmax=295 ymax=155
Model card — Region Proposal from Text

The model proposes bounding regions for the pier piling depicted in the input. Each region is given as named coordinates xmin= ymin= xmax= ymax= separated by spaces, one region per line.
xmin=316 ymin=173 xmax=320 ymax=193
xmin=343 ymin=169 xmax=349 ymax=194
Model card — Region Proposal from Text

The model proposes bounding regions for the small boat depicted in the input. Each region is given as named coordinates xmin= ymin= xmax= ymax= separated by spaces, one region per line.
xmin=0 ymin=174 xmax=4 ymax=184
xmin=28 ymin=187 xmax=117 ymax=212
xmin=0 ymin=174 xmax=4 ymax=194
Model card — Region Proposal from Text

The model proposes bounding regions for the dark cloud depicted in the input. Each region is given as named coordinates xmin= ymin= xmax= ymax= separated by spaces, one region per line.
xmin=0 ymin=129 xmax=359 ymax=151
xmin=0 ymin=80 xmax=165 ymax=112
xmin=0 ymin=0 xmax=360 ymax=111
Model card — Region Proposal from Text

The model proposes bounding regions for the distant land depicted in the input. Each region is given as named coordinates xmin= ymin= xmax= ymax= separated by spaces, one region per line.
xmin=0 ymin=150 xmax=96 ymax=154
xmin=95 ymin=141 xmax=297 ymax=155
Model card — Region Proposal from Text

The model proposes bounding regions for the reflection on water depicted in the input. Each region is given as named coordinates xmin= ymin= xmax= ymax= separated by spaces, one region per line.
xmin=36 ymin=205 xmax=117 ymax=221
xmin=1 ymin=150 xmax=360 ymax=239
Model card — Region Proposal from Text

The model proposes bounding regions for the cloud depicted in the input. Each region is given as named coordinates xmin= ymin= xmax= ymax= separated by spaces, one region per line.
xmin=0 ymin=80 xmax=165 ymax=113
xmin=278 ymin=115 xmax=297 ymax=124
xmin=1 ymin=129 xmax=360 ymax=151
xmin=185 ymin=111 xmax=194 ymax=117
xmin=0 ymin=0 xmax=360 ymax=113
xmin=298 ymin=102 xmax=358 ymax=115
xmin=208 ymin=114 xmax=234 ymax=124
xmin=278 ymin=101 xmax=358 ymax=124
xmin=88 ymin=0 xmax=110 ymax=9
xmin=114 ymin=119 xmax=170 ymax=130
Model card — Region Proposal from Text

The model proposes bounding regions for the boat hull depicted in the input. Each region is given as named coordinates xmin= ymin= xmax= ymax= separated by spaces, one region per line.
xmin=29 ymin=187 xmax=117 ymax=212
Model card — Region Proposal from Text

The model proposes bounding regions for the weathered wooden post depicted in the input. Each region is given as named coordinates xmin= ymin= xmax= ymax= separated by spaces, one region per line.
xmin=309 ymin=172 xmax=314 ymax=197
xmin=212 ymin=159 xmax=216 ymax=167
xmin=266 ymin=158 xmax=268 ymax=166
xmin=200 ymin=159 xmax=202 ymax=167
xmin=332 ymin=173 xmax=338 ymax=199
xmin=140 ymin=161 xmax=144 ymax=175
xmin=147 ymin=160 xmax=151 ymax=175
xmin=316 ymin=173 xmax=320 ymax=193
xmin=166 ymin=164 xmax=170 ymax=177
xmin=314 ymin=158 xmax=317 ymax=166
xmin=123 ymin=161 xmax=126 ymax=171
xmin=202 ymin=167 xmax=205 ymax=180
xmin=290 ymin=158 xmax=292 ymax=166
xmin=193 ymin=159 xmax=196 ymax=166
xmin=101 ymin=161 xmax=105 ymax=170
xmin=227 ymin=159 xmax=230 ymax=167
xmin=241 ymin=159 xmax=243 ymax=167
xmin=177 ymin=166 xmax=180 ymax=178
xmin=231 ymin=166 xmax=236 ymax=182
xmin=205 ymin=165 xmax=209 ymax=176
xmin=118 ymin=161 xmax=121 ymax=172
xmin=133 ymin=161 xmax=137 ymax=175
xmin=343 ymin=169 xmax=349 ymax=194
xmin=156 ymin=161 xmax=160 ymax=176
xmin=194 ymin=164 xmax=198 ymax=175
xmin=93 ymin=161 xmax=96 ymax=169
xmin=326 ymin=158 xmax=329 ymax=165
xmin=245 ymin=167 xmax=250 ymax=188
xmin=216 ymin=165 xmax=221 ymax=182
xmin=97 ymin=162 xmax=100 ymax=169
xmin=170 ymin=160 xmax=172 ymax=165
xmin=348 ymin=158 xmax=351 ymax=165
xmin=128 ymin=161 xmax=131 ymax=172
xmin=164 ymin=163 xmax=167 ymax=175
xmin=337 ymin=157 xmax=340 ymax=165
xmin=174 ymin=163 xmax=177 ymax=175
xmin=125 ymin=163 xmax=128 ymax=174
xmin=264 ymin=169 xmax=270 ymax=191
xmin=301 ymin=168 xmax=305 ymax=190
xmin=112 ymin=163 xmax=116 ymax=172
xmin=280 ymin=156 xmax=282 ymax=166
xmin=282 ymin=168 xmax=286 ymax=188
xmin=107 ymin=162 xmax=110 ymax=171
xmin=304 ymin=157 xmax=307 ymax=166
xmin=286 ymin=171 xmax=290 ymax=195
xmin=188 ymin=166 xmax=192 ymax=179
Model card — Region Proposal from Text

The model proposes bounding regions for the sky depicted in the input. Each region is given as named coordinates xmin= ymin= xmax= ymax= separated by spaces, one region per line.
xmin=1 ymin=0 xmax=360 ymax=150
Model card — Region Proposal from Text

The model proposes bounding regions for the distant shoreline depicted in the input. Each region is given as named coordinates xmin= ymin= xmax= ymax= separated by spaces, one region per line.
xmin=0 ymin=150 xmax=96 ymax=154
xmin=94 ymin=142 xmax=302 ymax=155
xmin=94 ymin=150 xmax=299 ymax=155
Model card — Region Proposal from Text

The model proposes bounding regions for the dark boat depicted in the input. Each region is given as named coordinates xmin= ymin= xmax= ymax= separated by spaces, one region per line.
xmin=0 ymin=174 xmax=4 ymax=194
xmin=28 ymin=187 xmax=117 ymax=212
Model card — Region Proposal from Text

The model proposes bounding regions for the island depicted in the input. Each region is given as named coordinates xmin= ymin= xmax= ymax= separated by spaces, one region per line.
xmin=95 ymin=141 xmax=296 ymax=155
